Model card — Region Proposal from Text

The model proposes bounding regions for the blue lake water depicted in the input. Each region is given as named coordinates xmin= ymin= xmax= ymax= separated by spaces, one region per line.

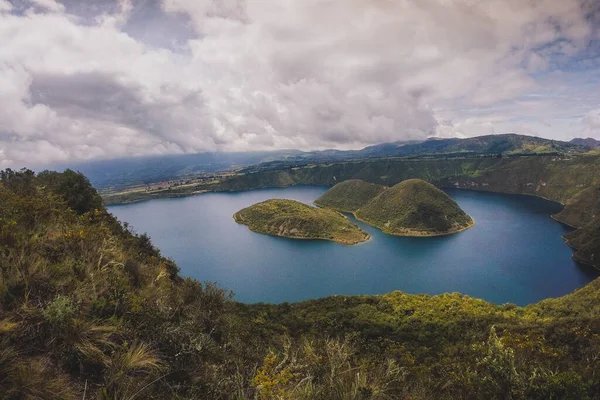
xmin=108 ymin=186 xmax=599 ymax=305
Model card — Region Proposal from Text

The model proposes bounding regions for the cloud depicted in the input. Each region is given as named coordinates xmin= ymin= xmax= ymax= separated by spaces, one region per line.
xmin=582 ymin=109 xmax=600 ymax=136
xmin=0 ymin=0 xmax=12 ymax=12
xmin=0 ymin=0 xmax=599 ymax=168
xmin=31 ymin=0 xmax=65 ymax=12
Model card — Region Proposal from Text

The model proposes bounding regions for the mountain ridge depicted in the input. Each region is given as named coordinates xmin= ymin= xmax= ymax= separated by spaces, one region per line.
xmin=60 ymin=133 xmax=590 ymax=189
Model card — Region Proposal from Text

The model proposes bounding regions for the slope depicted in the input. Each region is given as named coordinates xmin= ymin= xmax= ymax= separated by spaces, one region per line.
xmin=234 ymin=199 xmax=369 ymax=244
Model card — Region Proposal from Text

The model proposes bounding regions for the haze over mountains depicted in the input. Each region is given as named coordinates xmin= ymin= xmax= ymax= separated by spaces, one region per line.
xmin=63 ymin=133 xmax=595 ymax=189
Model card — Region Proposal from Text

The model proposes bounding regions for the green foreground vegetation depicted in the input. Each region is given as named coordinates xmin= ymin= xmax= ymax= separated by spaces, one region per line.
xmin=4 ymin=168 xmax=600 ymax=399
xmin=233 ymin=199 xmax=369 ymax=245
xmin=316 ymin=179 xmax=473 ymax=236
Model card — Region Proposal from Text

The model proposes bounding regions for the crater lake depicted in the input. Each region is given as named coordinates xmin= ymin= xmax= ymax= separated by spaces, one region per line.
xmin=108 ymin=186 xmax=599 ymax=305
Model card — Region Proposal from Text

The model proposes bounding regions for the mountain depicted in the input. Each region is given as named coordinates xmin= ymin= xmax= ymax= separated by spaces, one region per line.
xmin=392 ymin=134 xmax=588 ymax=157
xmin=571 ymin=137 xmax=600 ymax=148
xmin=237 ymin=134 xmax=589 ymax=175
xmin=314 ymin=179 xmax=386 ymax=212
xmin=233 ymin=199 xmax=369 ymax=245
xmin=55 ymin=150 xmax=306 ymax=189
xmin=55 ymin=134 xmax=588 ymax=190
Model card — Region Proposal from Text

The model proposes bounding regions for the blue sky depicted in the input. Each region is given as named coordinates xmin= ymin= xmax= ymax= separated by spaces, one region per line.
xmin=0 ymin=0 xmax=599 ymax=167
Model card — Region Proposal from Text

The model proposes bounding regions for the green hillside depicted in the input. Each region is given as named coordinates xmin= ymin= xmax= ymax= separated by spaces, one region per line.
xmin=4 ymin=169 xmax=600 ymax=398
xmin=234 ymin=199 xmax=369 ymax=245
xmin=314 ymin=179 xmax=386 ymax=212
xmin=564 ymin=219 xmax=600 ymax=267
xmin=553 ymin=185 xmax=600 ymax=228
xmin=392 ymin=134 xmax=587 ymax=157
xmin=353 ymin=179 xmax=473 ymax=236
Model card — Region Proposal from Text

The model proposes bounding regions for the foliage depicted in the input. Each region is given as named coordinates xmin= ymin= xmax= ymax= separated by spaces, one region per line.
xmin=354 ymin=179 xmax=473 ymax=235
xmin=234 ymin=199 xmax=369 ymax=245
xmin=37 ymin=169 xmax=103 ymax=215
xmin=3 ymin=168 xmax=600 ymax=399
xmin=314 ymin=179 xmax=386 ymax=212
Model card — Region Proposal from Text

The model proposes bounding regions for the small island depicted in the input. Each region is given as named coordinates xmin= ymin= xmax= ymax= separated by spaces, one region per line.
xmin=316 ymin=179 xmax=474 ymax=237
xmin=233 ymin=199 xmax=370 ymax=245
xmin=314 ymin=179 xmax=386 ymax=212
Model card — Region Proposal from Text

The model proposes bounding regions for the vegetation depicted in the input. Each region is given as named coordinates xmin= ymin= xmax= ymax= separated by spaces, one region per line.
xmin=553 ymin=184 xmax=600 ymax=228
xmin=564 ymin=219 xmax=600 ymax=267
xmin=388 ymin=133 xmax=588 ymax=157
xmin=571 ymin=138 xmax=600 ymax=148
xmin=233 ymin=199 xmax=369 ymax=245
xmin=351 ymin=179 xmax=473 ymax=236
xmin=314 ymin=179 xmax=386 ymax=212
xmin=4 ymin=168 xmax=600 ymax=398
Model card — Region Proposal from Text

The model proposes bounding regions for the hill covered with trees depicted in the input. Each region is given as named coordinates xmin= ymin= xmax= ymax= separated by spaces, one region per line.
xmin=316 ymin=179 xmax=473 ymax=236
xmin=355 ymin=179 xmax=473 ymax=236
xmin=313 ymin=179 xmax=386 ymax=212
xmin=3 ymin=169 xmax=600 ymax=399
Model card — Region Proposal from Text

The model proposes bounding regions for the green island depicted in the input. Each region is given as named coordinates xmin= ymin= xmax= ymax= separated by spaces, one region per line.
xmin=314 ymin=179 xmax=386 ymax=212
xmin=233 ymin=199 xmax=369 ymax=245
xmin=316 ymin=179 xmax=474 ymax=236
xmin=4 ymin=168 xmax=600 ymax=399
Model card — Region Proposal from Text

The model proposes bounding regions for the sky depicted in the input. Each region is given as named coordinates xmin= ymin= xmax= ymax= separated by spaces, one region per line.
xmin=1 ymin=0 xmax=600 ymax=168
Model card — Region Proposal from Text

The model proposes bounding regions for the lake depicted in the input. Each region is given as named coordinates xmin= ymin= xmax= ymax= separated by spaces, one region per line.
xmin=108 ymin=186 xmax=599 ymax=305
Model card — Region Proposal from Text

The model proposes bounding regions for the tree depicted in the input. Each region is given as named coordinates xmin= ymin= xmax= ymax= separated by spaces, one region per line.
xmin=38 ymin=169 xmax=103 ymax=214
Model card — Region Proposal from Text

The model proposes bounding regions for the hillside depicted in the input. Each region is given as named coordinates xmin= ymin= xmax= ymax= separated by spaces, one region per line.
xmin=4 ymin=169 xmax=600 ymax=398
xmin=391 ymin=134 xmax=587 ymax=157
xmin=353 ymin=179 xmax=473 ymax=236
xmin=571 ymin=137 xmax=600 ymax=148
xmin=553 ymin=185 xmax=600 ymax=228
xmin=313 ymin=179 xmax=386 ymax=212
xmin=78 ymin=134 xmax=589 ymax=190
xmin=564 ymin=219 xmax=600 ymax=267
xmin=233 ymin=199 xmax=369 ymax=244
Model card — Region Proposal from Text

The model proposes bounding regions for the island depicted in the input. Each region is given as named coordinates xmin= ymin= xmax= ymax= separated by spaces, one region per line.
xmin=316 ymin=178 xmax=474 ymax=236
xmin=314 ymin=179 xmax=386 ymax=212
xmin=233 ymin=199 xmax=370 ymax=245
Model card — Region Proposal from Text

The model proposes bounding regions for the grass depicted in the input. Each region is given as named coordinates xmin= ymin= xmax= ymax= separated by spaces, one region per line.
xmin=233 ymin=199 xmax=369 ymax=245
xmin=316 ymin=179 xmax=474 ymax=236
xmin=314 ymin=179 xmax=386 ymax=212
xmin=356 ymin=179 xmax=473 ymax=236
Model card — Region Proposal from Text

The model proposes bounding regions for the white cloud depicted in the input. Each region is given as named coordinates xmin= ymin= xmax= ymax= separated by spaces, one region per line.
xmin=582 ymin=109 xmax=600 ymax=137
xmin=0 ymin=0 xmax=598 ymax=167
xmin=31 ymin=0 xmax=65 ymax=12
xmin=0 ymin=0 xmax=12 ymax=12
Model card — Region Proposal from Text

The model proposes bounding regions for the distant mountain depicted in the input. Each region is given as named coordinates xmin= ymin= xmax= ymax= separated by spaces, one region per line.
xmin=570 ymin=138 xmax=600 ymax=148
xmin=54 ymin=142 xmax=419 ymax=189
xmin=392 ymin=134 xmax=587 ymax=157
xmin=57 ymin=134 xmax=588 ymax=189
xmin=53 ymin=150 xmax=305 ymax=189
xmin=242 ymin=134 xmax=589 ymax=175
